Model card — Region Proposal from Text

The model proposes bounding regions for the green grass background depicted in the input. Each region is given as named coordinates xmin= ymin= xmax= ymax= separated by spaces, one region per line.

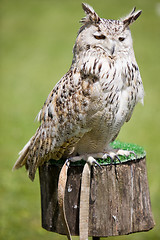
xmin=0 ymin=0 xmax=160 ymax=239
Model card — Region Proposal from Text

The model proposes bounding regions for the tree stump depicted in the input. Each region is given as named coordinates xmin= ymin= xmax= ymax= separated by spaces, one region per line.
xmin=38 ymin=141 xmax=155 ymax=238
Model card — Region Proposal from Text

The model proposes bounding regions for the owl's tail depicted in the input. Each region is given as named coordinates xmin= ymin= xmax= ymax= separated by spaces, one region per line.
xmin=13 ymin=133 xmax=38 ymax=181
xmin=13 ymin=125 xmax=53 ymax=181
xmin=13 ymin=137 xmax=33 ymax=170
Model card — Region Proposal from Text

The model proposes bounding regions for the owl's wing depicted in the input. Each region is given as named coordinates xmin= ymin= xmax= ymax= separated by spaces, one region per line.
xmin=37 ymin=68 xmax=93 ymax=152
xmin=13 ymin=67 xmax=96 ymax=180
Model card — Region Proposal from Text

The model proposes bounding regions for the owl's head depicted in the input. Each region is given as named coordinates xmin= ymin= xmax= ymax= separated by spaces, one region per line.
xmin=74 ymin=3 xmax=142 ymax=58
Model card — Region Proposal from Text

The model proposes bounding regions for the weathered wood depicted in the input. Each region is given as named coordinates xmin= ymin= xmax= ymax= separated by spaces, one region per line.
xmin=39 ymin=157 xmax=155 ymax=237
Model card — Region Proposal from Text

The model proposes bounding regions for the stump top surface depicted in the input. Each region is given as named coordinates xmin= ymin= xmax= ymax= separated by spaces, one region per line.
xmin=48 ymin=141 xmax=146 ymax=166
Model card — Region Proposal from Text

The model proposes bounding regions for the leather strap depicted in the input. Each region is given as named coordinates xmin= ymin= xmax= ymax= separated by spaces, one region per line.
xmin=79 ymin=163 xmax=91 ymax=240
xmin=58 ymin=161 xmax=91 ymax=240
xmin=58 ymin=161 xmax=72 ymax=240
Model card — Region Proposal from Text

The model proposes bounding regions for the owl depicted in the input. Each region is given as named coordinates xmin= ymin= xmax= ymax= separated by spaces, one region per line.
xmin=13 ymin=3 xmax=144 ymax=181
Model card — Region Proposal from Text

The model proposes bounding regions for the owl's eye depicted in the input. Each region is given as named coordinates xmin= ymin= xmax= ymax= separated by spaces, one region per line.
xmin=118 ymin=37 xmax=125 ymax=42
xmin=93 ymin=34 xmax=106 ymax=40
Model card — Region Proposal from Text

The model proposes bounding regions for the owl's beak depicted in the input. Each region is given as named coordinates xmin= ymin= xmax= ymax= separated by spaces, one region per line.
xmin=104 ymin=40 xmax=116 ymax=58
xmin=111 ymin=45 xmax=115 ymax=55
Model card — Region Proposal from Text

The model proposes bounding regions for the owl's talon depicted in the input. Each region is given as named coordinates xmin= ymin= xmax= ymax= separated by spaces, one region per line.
xmin=108 ymin=156 xmax=115 ymax=165
xmin=115 ymin=155 xmax=121 ymax=163
xmin=65 ymin=158 xmax=71 ymax=167
xmin=129 ymin=151 xmax=137 ymax=158
xmin=102 ymin=153 xmax=117 ymax=164
xmin=87 ymin=156 xmax=102 ymax=169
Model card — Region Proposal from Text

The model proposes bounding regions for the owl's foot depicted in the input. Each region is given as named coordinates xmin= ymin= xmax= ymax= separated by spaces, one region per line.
xmin=116 ymin=149 xmax=137 ymax=158
xmin=102 ymin=149 xmax=137 ymax=164
xmin=67 ymin=154 xmax=101 ymax=168
xmin=87 ymin=156 xmax=102 ymax=168
xmin=102 ymin=152 xmax=121 ymax=163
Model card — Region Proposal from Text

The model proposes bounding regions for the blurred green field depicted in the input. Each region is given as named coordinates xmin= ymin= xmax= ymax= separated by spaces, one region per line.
xmin=0 ymin=0 xmax=160 ymax=239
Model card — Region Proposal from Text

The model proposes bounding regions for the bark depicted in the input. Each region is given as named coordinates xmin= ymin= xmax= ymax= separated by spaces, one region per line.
xmin=39 ymin=157 xmax=155 ymax=237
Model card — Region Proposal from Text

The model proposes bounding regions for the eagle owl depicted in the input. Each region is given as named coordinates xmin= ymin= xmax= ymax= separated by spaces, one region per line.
xmin=13 ymin=3 xmax=144 ymax=181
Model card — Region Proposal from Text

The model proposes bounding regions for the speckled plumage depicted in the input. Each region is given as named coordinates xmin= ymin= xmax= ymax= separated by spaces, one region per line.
xmin=13 ymin=3 xmax=144 ymax=180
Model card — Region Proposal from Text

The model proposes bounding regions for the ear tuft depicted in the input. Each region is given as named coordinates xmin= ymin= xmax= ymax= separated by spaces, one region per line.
xmin=130 ymin=7 xmax=136 ymax=15
xmin=81 ymin=3 xmax=100 ymax=24
xmin=123 ymin=7 xmax=142 ymax=28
